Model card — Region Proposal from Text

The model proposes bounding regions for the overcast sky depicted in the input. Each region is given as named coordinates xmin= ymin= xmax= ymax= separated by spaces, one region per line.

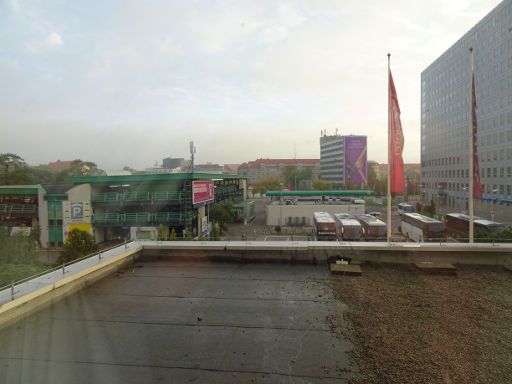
xmin=0 ymin=0 xmax=503 ymax=169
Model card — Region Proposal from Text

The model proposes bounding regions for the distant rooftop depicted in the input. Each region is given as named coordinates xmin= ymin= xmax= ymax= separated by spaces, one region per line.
xmin=265 ymin=190 xmax=373 ymax=197
xmin=0 ymin=185 xmax=40 ymax=195
xmin=239 ymin=158 xmax=319 ymax=170
xmin=47 ymin=160 xmax=73 ymax=171
xmin=104 ymin=170 xmax=133 ymax=176
xmin=71 ymin=172 xmax=246 ymax=184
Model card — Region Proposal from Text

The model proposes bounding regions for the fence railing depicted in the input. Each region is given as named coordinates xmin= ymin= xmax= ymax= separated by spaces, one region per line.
xmin=0 ymin=240 xmax=135 ymax=301
xmin=0 ymin=203 xmax=37 ymax=215
xmin=92 ymin=191 xmax=182 ymax=203
xmin=93 ymin=212 xmax=186 ymax=225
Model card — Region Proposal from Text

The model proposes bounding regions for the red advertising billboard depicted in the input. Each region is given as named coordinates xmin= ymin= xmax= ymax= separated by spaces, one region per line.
xmin=192 ymin=180 xmax=214 ymax=205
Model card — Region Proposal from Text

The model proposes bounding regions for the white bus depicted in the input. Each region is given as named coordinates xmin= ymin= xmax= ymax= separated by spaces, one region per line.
xmin=313 ymin=212 xmax=337 ymax=241
xmin=397 ymin=202 xmax=415 ymax=215
xmin=445 ymin=213 xmax=504 ymax=239
xmin=356 ymin=214 xmax=387 ymax=240
xmin=400 ymin=212 xmax=445 ymax=242
xmin=334 ymin=213 xmax=362 ymax=241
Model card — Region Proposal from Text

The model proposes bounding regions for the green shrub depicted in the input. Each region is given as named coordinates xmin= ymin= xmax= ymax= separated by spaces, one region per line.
xmin=59 ymin=228 xmax=98 ymax=263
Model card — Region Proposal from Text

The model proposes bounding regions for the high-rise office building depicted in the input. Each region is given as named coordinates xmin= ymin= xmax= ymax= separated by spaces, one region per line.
xmin=421 ymin=1 xmax=512 ymax=210
xmin=320 ymin=133 xmax=367 ymax=189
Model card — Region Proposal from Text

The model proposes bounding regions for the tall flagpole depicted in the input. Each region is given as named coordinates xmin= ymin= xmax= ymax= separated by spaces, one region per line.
xmin=387 ymin=53 xmax=392 ymax=243
xmin=469 ymin=47 xmax=474 ymax=243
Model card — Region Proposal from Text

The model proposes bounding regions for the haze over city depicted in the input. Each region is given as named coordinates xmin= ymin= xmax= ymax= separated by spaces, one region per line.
xmin=0 ymin=0 xmax=502 ymax=169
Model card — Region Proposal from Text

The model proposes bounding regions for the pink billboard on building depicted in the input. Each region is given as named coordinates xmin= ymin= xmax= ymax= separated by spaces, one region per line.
xmin=192 ymin=180 xmax=214 ymax=205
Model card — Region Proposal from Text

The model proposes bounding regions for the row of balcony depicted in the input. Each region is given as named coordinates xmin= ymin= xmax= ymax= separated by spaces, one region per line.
xmin=88 ymin=188 xmax=243 ymax=204
xmin=93 ymin=211 xmax=196 ymax=226
xmin=215 ymin=188 xmax=244 ymax=199
xmin=0 ymin=203 xmax=37 ymax=216
xmin=92 ymin=191 xmax=184 ymax=203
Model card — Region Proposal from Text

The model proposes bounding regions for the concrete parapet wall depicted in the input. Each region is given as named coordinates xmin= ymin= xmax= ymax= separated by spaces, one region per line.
xmin=141 ymin=241 xmax=512 ymax=266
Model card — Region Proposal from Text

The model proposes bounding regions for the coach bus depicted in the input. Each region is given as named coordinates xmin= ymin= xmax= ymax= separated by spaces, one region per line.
xmin=334 ymin=213 xmax=362 ymax=241
xmin=313 ymin=212 xmax=337 ymax=241
xmin=445 ymin=213 xmax=505 ymax=239
xmin=397 ymin=202 xmax=415 ymax=215
xmin=356 ymin=214 xmax=387 ymax=240
xmin=400 ymin=212 xmax=445 ymax=242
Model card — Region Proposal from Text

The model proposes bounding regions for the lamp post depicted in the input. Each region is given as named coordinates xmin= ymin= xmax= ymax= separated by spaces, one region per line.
xmin=461 ymin=186 xmax=468 ymax=214
xmin=491 ymin=188 xmax=499 ymax=221
xmin=436 ymin=184 xmax=442 ymax=218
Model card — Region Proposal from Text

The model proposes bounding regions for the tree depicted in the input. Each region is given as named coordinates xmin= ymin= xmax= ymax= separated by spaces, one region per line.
xmin=0 ymin=226 xmax=35 ymax=264
xmin=169 ymin=228 xmax=178 ymax=241
xmin=252 ymin=177 xmax=281 ymax=195
xmin=59 ymin=228 xmax=99 ymax=263
xmin=31 ymin=224 xmax=41 ymax=247
xmin=157 ymin=224 xmax=168 ymax=241
xmin=209 ymin=203 xmax=236 ymax=232
xmin=0 ymin=153 xmax=26 ymax=184
xmin=3 ymin=165 xmax=55 ymax=185
xmin=312 ymin=179 xmax=333 ymax=190
xmin=375 ymin=177 xmax=387 ymax=195
xmin=422 ymin=200 xmax=436 ymax=217
xmin=209 ymin=224 xmax=220 ymax=240
xmin=54 ymin=159 xmax=102 ymax=183
xmin=367 ymin=163 xmax=378 ymax=191
xmin=282 ymin=166 xmax=313 ymax=190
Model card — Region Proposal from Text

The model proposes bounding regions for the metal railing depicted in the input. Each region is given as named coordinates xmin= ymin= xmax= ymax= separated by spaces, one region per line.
xmin=123 ymin=212 xmax=152 ymax=224
xmin=92 ymin=192 xmax=120 ymax=203
xmin=154 ymin=212 xmax=182 ymax=224
xmin=92 ymin=212 xmax=121 ymax=224
xmin=0 ymin=203 xmax=37 ymax=215
xmin=122 ymin=191 xmax=151 ymax=202
xmin=93 ymin=212 xmax=185 ymax=225
xmin=92 ymin=191 xmax=182 ymax=203
xmin=153 ymin=191 xmax=181 ymax=201
xmin=0 ymin=240 xmax=135 ymax=301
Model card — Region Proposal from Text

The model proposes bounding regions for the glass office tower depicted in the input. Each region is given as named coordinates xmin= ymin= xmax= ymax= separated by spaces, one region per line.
xmin=421 ymin=1 xmax=512 ymax=210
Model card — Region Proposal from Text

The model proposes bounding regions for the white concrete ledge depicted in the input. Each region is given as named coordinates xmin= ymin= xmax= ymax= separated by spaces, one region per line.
xmin=141 ymin=240 xmax=512 ymax=253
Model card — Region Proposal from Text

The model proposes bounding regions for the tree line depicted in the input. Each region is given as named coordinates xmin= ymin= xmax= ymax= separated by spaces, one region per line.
xmin=0 ymin=153 xmax=103 ymax=185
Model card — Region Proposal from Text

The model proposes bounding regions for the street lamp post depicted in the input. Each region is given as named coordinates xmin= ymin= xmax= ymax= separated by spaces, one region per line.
xmin=461 ymin=186 xmax=468 ymax=214
xmin=436 ymin=184 xmax=442 ymax=218
xmin=491 ymin=188 xmax=499 ymax=221
xmin=279 ymin=185 xmax=283 ymax=227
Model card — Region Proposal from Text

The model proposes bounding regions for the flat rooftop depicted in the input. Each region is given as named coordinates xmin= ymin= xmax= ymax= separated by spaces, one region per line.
xmin=0 ymin=260 xmax=356 ymax=383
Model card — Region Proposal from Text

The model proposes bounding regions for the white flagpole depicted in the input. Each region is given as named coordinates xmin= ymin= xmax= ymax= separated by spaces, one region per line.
xmin=469 ymin=47 xmax=474 ymax=243
xmin=387 ymin=53 xmax=392 ymax=243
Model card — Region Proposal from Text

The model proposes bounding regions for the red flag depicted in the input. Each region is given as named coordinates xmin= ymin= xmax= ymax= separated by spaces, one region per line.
xmin=389 ymin=70 xmax=405 ymax=193
xmin=471 ymin=72 xmax=484 ymax=198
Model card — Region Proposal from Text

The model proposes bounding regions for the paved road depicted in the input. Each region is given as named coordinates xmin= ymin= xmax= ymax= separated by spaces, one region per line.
xmin=224 ymin=198 xmax=274 ymax=240
xmin=0 ymin=261 xmax=355 ymax=383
